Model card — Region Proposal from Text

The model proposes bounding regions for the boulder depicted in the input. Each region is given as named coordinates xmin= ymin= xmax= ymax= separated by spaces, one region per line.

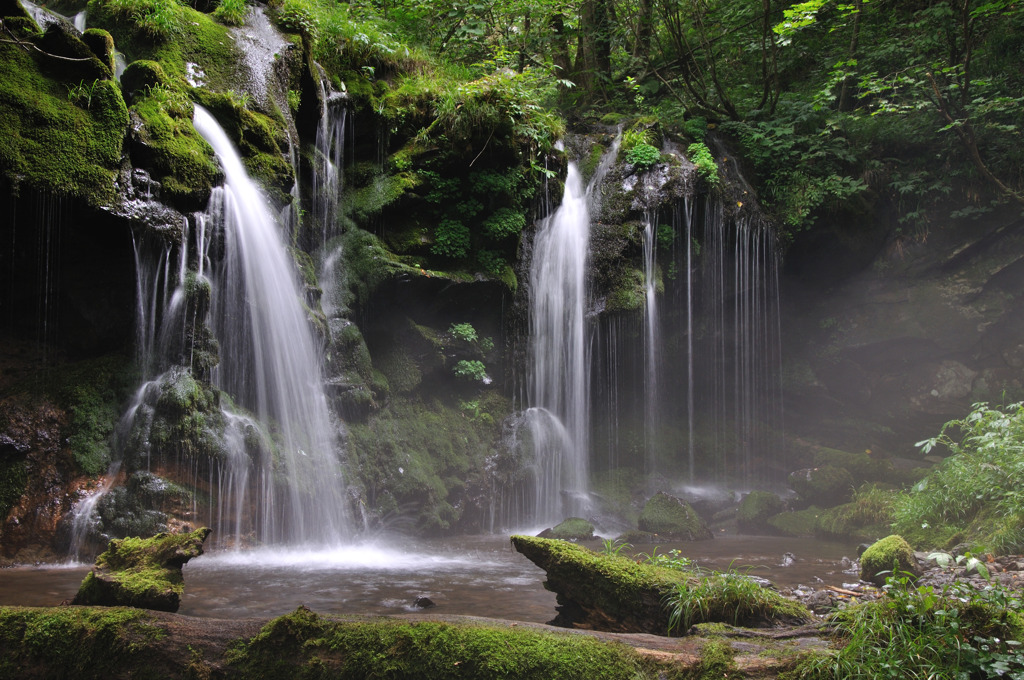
xmin=787 ymin=466 xmax=854 ymax=507
xmin=72 ymin=527 xmax=211 ymax=612
xmin=538 ymin=517 xmax=595 ymax=541
xmin=736 ymin=491 xmax=786 ymax=534
xmin=859 ymin=534 xmax=922 ymax=586
xmin=637 ymin=492 xmax=713 ymax=540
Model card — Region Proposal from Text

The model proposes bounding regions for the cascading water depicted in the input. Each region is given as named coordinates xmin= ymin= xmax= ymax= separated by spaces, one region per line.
xmin=640 ymin=209 xmax=659 ymax=475
xmin=523 ymin=137 xmax=620 ymax=524
xmin=195 ymin=105 xmax=351 ymax=545
xmin=526 ymin=163 xmax=592 ymax=524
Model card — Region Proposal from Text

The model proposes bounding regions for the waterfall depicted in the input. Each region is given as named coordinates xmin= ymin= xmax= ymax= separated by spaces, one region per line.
xmin=640 ymin=209 xmax=659 ymax=475
xmin=313 ymin=87 xmax=348 ymax=250
xmin=195 ymin=105 xmax=351 ymax=545
xmin=527 ymin=163 xmax=591 ymax=524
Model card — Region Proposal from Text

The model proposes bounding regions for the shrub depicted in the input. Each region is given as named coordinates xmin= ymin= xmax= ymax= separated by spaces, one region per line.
xmin=686 ymin=142 xmax=719 ymax=187
xmin=895 ymin=401 xmax=1024 ymax=553
xmin=431 ymin=219 xmax=470 ymax=258
xmin=625 ymin=142 xmax=660 ymax=169
xmin=453 ymin=360 xmax=487 ymax=382
xmin=448 ymin=323 xmax=477 ymax=343
xmin=796 ymin=574 xmax=1024 ymax=679
xmin=481 ymin=207 xmax=526 ymax=240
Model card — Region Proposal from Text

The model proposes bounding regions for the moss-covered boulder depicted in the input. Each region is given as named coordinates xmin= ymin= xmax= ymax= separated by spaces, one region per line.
xmin=788 ymin=466 xmax=854 ymax=507
xmin=637 ymin=492 xmax=713 ymax=540
xmin=859 ymin=534 xmax=921 ymax=586
xmin=72 ymin=527 xmax=211 ymax=612
xmin=511 ymin=535 xmax=810 ymax=635
xmin=814 ymin=485 xmax=897 ymax=541
xmin=539 ymin=517 xmax=595 ymax=541
xmin=736 ymin=491 xmax=786 ymax=534
xmin=767 ymin=507 xmax=822 ymax=537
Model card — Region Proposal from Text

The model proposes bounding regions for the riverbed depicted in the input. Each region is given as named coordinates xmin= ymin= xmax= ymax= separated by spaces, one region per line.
xmin=0 ymin=533 xmax=860 ymax=622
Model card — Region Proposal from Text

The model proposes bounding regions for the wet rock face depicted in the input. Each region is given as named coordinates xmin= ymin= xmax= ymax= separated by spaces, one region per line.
xmin=783 ymin=210 xmax=1024 ymax=455
xmin=72 ymin=527 xmax=212 ymax=612
xmin=0 ymin=399 xmax=79 ymax=563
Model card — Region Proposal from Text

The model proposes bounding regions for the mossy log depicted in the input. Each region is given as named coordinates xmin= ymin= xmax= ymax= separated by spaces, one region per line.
xmin=512 ymin=536 xmax=812 ymax=636
xmin=0 ymin=606 xmax=820 ymax=679
xmin=72 ymin=527 xmax=211 ymax=612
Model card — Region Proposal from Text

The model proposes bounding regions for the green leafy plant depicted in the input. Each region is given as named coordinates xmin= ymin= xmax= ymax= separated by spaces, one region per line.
xmin=448 ymin=323 xmax=478 ymax=343
xmin=797 ymin=572 xmax=1024 ymax=679
xmin=664 ymin=564 xmax=801 ymax=634
xmin=686 ymin=142 xmax=719 ymax=187
xmin=453 ymin=360 xmax=487 ymax=382
xmin=896 ymin=401 xmax=1024 ymax=554
xmin=431 ymin=219 xmax=470 ymax=258
xmin=625 ymin=142 xmax=661 ymax=170
xmin=639 ymin=547 xmax=693 ymax=572
xmin=481 ymin=207 xmax=526 ymax=240
xmin=601 ymin=538 xmax=631 ymax=557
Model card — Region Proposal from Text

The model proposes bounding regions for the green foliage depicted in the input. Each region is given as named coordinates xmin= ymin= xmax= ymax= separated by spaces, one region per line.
xmin=665 ymin=566 xmax=809 ymax=634
xmin=212 ymin=0 xmax=247 ymax=26
xmin=432 ymin=219 xmax=470 ymax=258
xmin=685 ymin=142 xmax=719 ymax=188
xmin=481 ymin=207 xmax=526 ymax=240
xmin=625 ymin=143 xmax=661 ymax=170
xmin=448 ymin=323 xmax=478 ymax=343
xmin=895 ymin=402 xmax=1024 ymax=553
xmin=815 ymin=484 xmax=897 ymax=540
xmin=601 ymin=538 xmax=632 ymax=558
xmin=794 ymin=574 xmax=1024 ymax=680
xmin=453 ymin=360 xmax=487 ymax=382
xmin=89 ymin=0 xmax=184 ymax=40
xmin=639 ymin=548 xmax=694 ymax=572
xmin=683 ymin=117 xmax=707 ymax=140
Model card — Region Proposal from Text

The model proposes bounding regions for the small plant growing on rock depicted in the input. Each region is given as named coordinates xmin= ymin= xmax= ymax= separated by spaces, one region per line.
xmin=625 ymin=142 xmax=661 ymax=170
xmin=453 ymin=360 xmax=487 ymax=382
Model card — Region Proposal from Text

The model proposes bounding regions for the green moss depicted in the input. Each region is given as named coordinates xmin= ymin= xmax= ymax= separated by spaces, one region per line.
xmin=130 ymin=84 xmax=219 ymax=209
xmin=73 ymin=527 xmax=211 ymax=610
xmin=694 ymin=639 xmax=735 ymax=679
xmin=0 ymin=43 xmax=127 ymax=205
xmin=0 ymin=458 xmax=28 ymax=520
xmin=736 ymin=490 xmax=786 ymax=534
xmin=545 ymin=517 xmax=595 ymax=541
xmin=815 ymin=484 xmax=897 ymax=541
xmin=637 ymin=492 xmax=712 ymax=540
xmin=788 ymin=465 xmax=854 ymax=508
xmin=605 ymin=268 xmax=646 ymax=312
xmin=89 ymin=0 xmax=241 ymax=93
xmin=812 ymin=447 xmax=894 ymax=485
xmin=767 ymin=507 xmax=822 ymax=537
xmin=81 ymin=28 xmax=116 ymax=73
xmin=0 ymin=606 xmax=163 ymax=678
xmin=227 ymin=606 xmax=661 ymax=679
xmin=346 ymin=394 xmax=508 ymax=534
xmin=859 ymin=534 xmax=919 ymax=586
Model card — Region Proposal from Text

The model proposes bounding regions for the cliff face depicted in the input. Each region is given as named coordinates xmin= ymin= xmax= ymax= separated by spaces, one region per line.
xmin=782 ymin=207 xmax=1024 ymax=459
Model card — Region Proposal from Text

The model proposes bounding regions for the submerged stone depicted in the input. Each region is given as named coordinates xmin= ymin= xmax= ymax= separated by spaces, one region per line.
xmin=637 ymin=492 xmax=713 ymax=540
xmin=72 ymin=527 xmax=211 ymax=612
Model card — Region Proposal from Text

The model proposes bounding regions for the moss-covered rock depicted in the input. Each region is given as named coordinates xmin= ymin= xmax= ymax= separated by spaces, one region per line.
xmin=539 ymin=517 xmax=595 ymax=541
xmin=736 ymin=490 xmax=786 ymax=534
xmin=859 ymin=534 xmax=921 ymax=586
xmin=120 ymin=59 xmax=170 ymax=100
xmin=72 ymin=527 xmax=211 ymax=611
xmin=788 ymin=465 xmax=854 ymax=508
xmin=81 ymin=28 xmax=116 ymax=74
xmin=511 ymin=535 xmax=809 ymax=635
xmin=767 ymin=507 xmax=822 ymax=537
xmin=637 ymin=492 xmax=713 ymax=540
xmin=228 ymin=605 xmax=660 ymax=679
xmin=0 ymin=39 xmax=127 ymax=205
xmin=815 ymin=484 xmax=897 ymax=541
xmin=812 ymin=447 xmax=895 ymax=485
